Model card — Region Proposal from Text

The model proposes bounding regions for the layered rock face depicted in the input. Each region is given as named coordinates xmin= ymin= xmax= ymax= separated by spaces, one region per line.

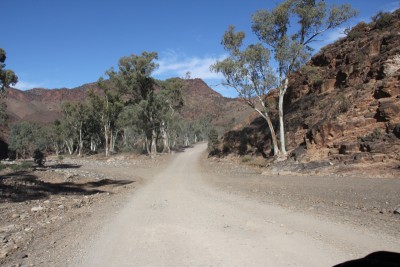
xmin=285 ymin=10 xmax=400 ymax=163
xmin=224 ymin=10 xmax=400 ymax=164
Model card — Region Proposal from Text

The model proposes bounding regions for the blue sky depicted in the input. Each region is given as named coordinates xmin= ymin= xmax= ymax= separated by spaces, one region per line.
xmin=3 ymin=0 xmax=399 ymax=97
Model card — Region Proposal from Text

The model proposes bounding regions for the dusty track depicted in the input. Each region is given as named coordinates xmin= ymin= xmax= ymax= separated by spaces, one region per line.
xmin=72 ymin=144 xmax=400 ymax=266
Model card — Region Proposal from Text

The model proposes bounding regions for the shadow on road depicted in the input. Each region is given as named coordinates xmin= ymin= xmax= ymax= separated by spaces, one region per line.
xmin=0 ymin=171 xmax=134 ymax=203
xmin=333 ymin=251 xmax=400 ymax=267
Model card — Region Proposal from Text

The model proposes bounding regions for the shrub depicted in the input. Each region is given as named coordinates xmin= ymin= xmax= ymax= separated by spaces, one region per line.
xmin=0 ymin=164 xmax=6 ymax=171
xmin=337 ymin=94 xmax=351 ymax=113
xmin=21 ymin=161 xmax=33 ymax=169
xmin=222 ymin=143 xmax=230 ymax=154
xmin=7 ymin=150 xmax=16 ymax=160
xmin=345 ymin=21 xmax=368 ymax=41
xmin=300 ymin=65 xmax=322 ymax=83
xmin=33 ymin=149 xmax=45 ymax=167
xmin=239 ymin=131 xmax=248 ymax=155
xmin=9 ymin=161 xmax=32 ymax=171
xmin=347 ymin=30 xmax=363 ymax=41
xmin=371 ymin=11 xmax=393 ymax=29
xmin=208 ymin=129 xmax=220 ymax=152
xmin=242 ymin=155 xmax=252 ymax=163
xmin=373 ymin=128 xmax=382 ymax=139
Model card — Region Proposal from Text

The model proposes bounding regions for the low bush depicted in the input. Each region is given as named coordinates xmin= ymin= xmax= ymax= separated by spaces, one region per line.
xmin=9 ymin=161 xmax=33 ymax=171
xmin=242 ymin=155 xmax=252 ymax=163
xmin=0 ymin=164 xmax=6 ymax=171
xmin=337 ymin=94 xmax=352 ymax=113
xmin=371 ymin=11 xmax=393 ymax=29
xmin=33 ymin=149 xmax=45 ymax=167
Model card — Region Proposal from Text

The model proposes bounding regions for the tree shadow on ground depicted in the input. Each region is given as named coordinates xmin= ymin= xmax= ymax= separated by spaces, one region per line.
xmin=48 ymin=163 xmax=82 ymax=169
xmin=222 ymin=116 xmax=271 ymax=158
xmin=333 ymin=251 xmax=400 ymax=267
xmin=0 ymin=171 xmax=134 ymax=203
xmin=171 ymin=147 xmax=187 ymax=153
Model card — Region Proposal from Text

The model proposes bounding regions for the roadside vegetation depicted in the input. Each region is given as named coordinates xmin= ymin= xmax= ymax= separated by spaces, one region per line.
xmin=2 ymin=52 xmax=210 ymax=161
xmin=211 ymin=0 xmax=357 ymax=159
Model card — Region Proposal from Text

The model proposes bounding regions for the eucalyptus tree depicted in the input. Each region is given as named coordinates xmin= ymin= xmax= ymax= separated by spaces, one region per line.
xmin=47 ymin=120 xmax=65 ymax=155
xmin=0 ymin=48 xmax=18 ymax=126
xmin=0 ymin=48 xmax=18 ymax=93
xmin=88 ymin=84 xmax=124 ymax=157
xmin=105 ymin=52 xmax=160 ymax=157
xmin=60 ymin=117 xmax=76 ymax=155
xmin=157 ymin=78 xmax=184 ymax=153
xmin=116 ymin=104 xmax=141 ymax=151
xmin=8 ymin=121 xmax=35 ymax=158
xmin=252 ymin=0 xmax=357 ymax=156
xmin=8 ymin=121 xmax=49 ymax=158
xmin=212 ymin=0 xmax=357 ymax=158
xmin=211 ymin=37 xmax=280 ymax=155
xmin=85 ymin=107 xmax=103 ymax=153
xmin=61 ymin=102 xmax=90 ymax=156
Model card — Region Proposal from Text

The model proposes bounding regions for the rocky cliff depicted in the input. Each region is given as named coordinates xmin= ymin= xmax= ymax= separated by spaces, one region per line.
xmin=223 ymin=9 xmax=400 ymax=167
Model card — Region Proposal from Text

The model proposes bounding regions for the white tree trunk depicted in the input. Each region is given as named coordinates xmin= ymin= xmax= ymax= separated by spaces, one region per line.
xmin=278 ymin=78 xmax=288 ymax=156
xmin=264 ymin=112 xmax=280 ymax=157
xmin=110 ymin=130 xmax=118 ymax=154
xmin=145 ymin=137 xmax=150 ymax=156
xmin=90 ymin=137 xmax=97 ymax=152
xmin=172 ymin=139 xmax=176 ymax=149
xmin=150 ymin=128 xmax=157 ymax=157
xmin=122 ymin=127 xmax=128 ymax=148
xmin=184 ymin=135 xmax=189 ymax=147
xmin=53 ymin=142 xmax=60 ymax=156
xmin=104 ymin=124 xmax=110 ymax=157
xmin=252 ymin=105 xmax=280 ymax=157
xmin=161 ymin=121 xmax=170 ymax=153
xmin=78 ymin=125 xmax=83 ymax=157
xmin=65 ymin=139 xmax=74 ymax=155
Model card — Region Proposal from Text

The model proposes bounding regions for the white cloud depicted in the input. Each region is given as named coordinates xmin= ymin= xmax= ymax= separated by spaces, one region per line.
xmin=13 ymin=80 xmax=45 ymax=91
xmin=154 ymin=50 xmax=227 ymax=80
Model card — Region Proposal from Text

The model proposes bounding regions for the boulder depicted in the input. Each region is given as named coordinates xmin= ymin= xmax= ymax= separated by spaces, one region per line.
xmin=394 ymin=124 xmax=400 ymax=138
xmin=31 ymin=206 xmax=44 ymax=212
xmin=290 ymin=145 xmax=308 ymax=162
xmin=339 ymin=143 xmax=360 ymax=155
xmin=394 ymin=207 xmax=400 ymax=215
xmin=377 ymin=98 xmax=400 ymax=123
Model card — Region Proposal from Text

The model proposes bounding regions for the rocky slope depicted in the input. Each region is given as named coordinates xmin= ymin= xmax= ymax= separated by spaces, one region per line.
xmin=223 ymin=10 xmax=400 ymax=168
xmin=179 ymin=79 xmax=253 ymax=131
xmin=6 ymin=87 xmax=89 ymax=123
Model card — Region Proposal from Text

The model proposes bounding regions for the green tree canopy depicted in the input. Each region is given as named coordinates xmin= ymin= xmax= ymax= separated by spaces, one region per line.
xmin=0 ymin=48 xmax=18 ymax=92
xmin=212 ymin=0 xmax=357 ymax=158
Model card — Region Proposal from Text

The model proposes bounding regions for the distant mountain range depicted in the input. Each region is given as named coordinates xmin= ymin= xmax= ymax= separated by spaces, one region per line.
xmin=5 ymin=78 xmax=254 ymax=132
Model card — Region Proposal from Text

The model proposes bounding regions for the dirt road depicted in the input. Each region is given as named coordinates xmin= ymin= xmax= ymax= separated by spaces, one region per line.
xmin=72 ymin=144 xmax=400 ymax=267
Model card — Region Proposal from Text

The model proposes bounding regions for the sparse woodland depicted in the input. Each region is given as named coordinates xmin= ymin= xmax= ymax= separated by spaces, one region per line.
xmin=3 ymin=52 xmax=210 ymax=159
xmin=1 ymin=2 xmax=399 ymax=167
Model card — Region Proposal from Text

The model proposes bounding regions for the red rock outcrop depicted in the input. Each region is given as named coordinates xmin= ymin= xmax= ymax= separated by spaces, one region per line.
xmin=223 ymin=9 xmax=400 ymax=165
